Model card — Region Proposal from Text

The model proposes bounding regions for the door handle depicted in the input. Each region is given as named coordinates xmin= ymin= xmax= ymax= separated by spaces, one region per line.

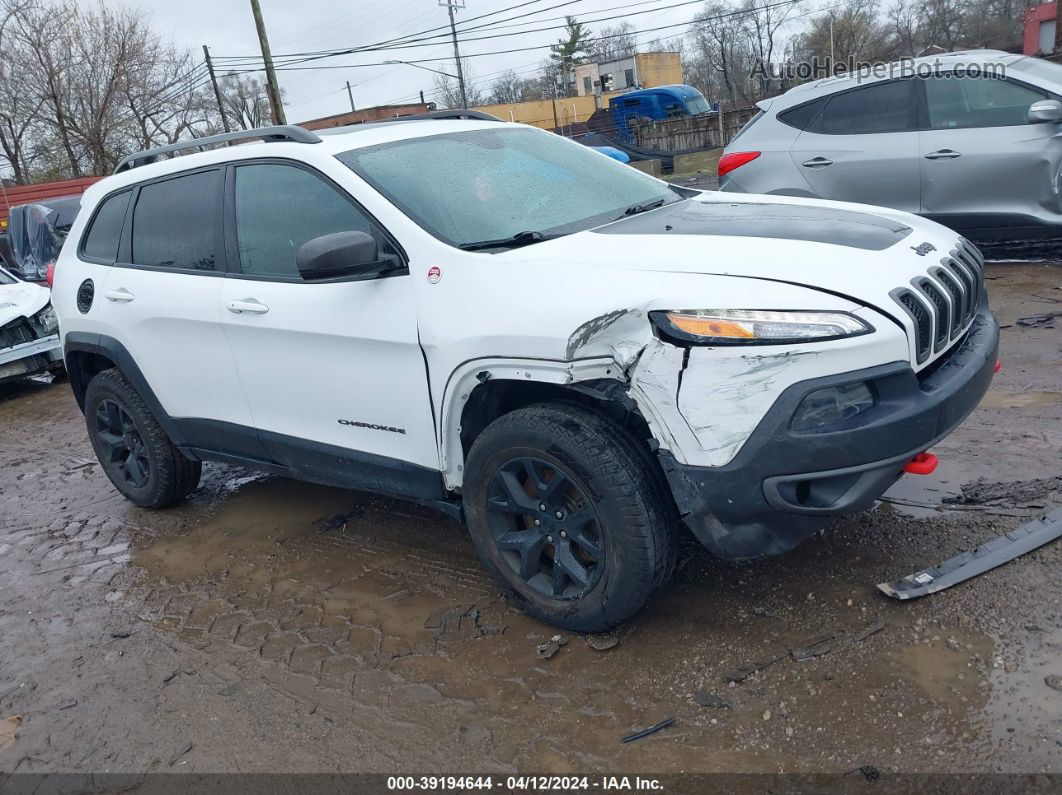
xmin=226 ymin=299 xmax=269 ymax=315
xmin=801 ymin=156 xmax=833 ymax=168
xmin=104 ymin=288 xmax=134 ymax=303
xmin=924 ymin=149 xmax=961 ymax=160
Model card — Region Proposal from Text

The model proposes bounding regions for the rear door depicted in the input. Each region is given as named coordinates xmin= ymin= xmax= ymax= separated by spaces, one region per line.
xmin=789 ymin=79 xmax=921 ymax=212
xmin=217 ymin=160 xmax=438 ymax=481
xmin=917 ymin=74 xmax=1062 ymax=230
xmin=91 ymin=168 xmax=259 ymax=453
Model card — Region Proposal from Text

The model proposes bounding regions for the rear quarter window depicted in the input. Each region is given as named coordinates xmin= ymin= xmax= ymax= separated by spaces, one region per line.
xmin=778 ymin=99 xmax=825 ymax=131
xmin=81 ymin=190 xmax=131 ymax=263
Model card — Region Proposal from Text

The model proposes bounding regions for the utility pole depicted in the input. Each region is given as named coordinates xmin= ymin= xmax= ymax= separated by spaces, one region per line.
xmin=203 ymin=45 xmax=232 ymax=133
xmin=440 ymin=0 xmax=468 ymax=109
xmin=346 ymin=81 xmax=355 ymax=112
xmin=248 ymin=0 xmax=287 ymax=125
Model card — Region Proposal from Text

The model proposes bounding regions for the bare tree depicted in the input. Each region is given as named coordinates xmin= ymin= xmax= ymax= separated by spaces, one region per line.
xmin=214 ymin=73 xmax=272 ymax=130
xmin=485 ymin=70 xmax=543 ymax=104
xmin=432 ymin=60 xmax=484 ymax=108
xmin=587 ymin=22 xmax=638 ymax=63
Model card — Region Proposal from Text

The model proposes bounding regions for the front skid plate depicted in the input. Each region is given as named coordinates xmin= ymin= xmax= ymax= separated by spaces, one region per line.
xmin=877 ymin=507 xmax=1062 ymax=600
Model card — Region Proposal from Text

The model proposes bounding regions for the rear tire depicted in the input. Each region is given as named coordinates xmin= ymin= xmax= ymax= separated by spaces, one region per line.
xmin=84 ymin=368 xmax=201 ymax=508
xmin=463 ymin=402 xmax=677 ymax=632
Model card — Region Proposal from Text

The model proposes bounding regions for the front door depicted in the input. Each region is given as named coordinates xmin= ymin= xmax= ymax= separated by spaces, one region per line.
xmin=918 ymin=75 xmax=1062 ymax=232
xmin=218 ymin=160 xmax=439 ymax=487
xmin=789 ymin=78 xmax=921 ymax=213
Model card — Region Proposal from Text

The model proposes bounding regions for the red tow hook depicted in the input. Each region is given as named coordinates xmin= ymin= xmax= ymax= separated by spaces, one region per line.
xmin=994 ymin=359 xmax=1002 ymax=373
xmin=904 ymin=452 xmax=938 ymax=475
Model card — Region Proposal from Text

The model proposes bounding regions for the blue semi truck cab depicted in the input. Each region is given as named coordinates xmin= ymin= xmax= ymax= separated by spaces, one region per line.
xmin=609 ymin=84 xmax=712 ymax=143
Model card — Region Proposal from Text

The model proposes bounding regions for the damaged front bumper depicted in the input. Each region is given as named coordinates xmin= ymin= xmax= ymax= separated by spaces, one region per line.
xmin=0 ymin=332 xmax=62 ymax=382
xmin=659 ymin=307 xmax=1000 ymax=560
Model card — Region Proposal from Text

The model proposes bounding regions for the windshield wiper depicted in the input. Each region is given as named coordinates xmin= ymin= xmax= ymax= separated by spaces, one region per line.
xmin=618 ymin=197 xmax=667 ymax=220
xmin=458 ymin=230 xmax=552 ymax=252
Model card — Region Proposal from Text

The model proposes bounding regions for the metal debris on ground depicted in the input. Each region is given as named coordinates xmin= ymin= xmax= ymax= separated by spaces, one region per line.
xmin=424 ymin=604 xmax=505 ymax=640
xmin=1046 ymin=675 xmax=1062 ymax=692
xmin=586 ymin=632 xmax=620 ymax=651
xmin=168 ymin=741 xmax=193 ymax=766
xmin=878 ymin=507 xmax=1062 ymax=600
xmin=621 ymin=718 xmax=675 ymax=744
xmin=943 ymin=476 xmax=1062 ymax=508
xmin=692 ymin=691 xmax=731 ymax=709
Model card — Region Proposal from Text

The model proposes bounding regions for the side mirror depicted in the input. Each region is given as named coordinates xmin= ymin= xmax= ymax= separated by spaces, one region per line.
xmin=1028 ymin=99 xmax=1062 ymax=124
xmin=296 ymin=231 xmax=380 ymax=281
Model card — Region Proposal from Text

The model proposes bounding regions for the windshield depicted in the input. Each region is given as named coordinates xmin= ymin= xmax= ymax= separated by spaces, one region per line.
xmin=337 ymin=127 xmax=679 ymax=250
xmin=685 ymin=94 xmax=711 ymax=115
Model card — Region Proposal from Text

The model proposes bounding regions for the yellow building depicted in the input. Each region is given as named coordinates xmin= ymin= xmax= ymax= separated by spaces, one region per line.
xmin=476 ymin=51 xmax=684 ymax=131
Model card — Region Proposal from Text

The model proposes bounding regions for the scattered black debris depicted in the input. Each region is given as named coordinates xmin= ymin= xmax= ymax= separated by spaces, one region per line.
xmin=1046 ymin=675 xmax=1062 ymax=692
xmin=168 ymin=742 xmax=193 ymax=767
xmin=692 ymin=691 xmax=731 ymax=709
xmin=944 ymin=476 xmax=1062 ymax=508
xmin=110 ymin=631 xmax=132 ymax=639
xmin=750 ymin=606 xmax=776 ymax=618
xmin=1025 ymin=624 xmax=1046 ymax=633
xmin=846 ymin=765 xmax=881 ymax=781
xmin=57 ymin=700 xmax=77 ymax=711
xmin=723 ymin=651 xmax=786 ymax=683
xmin=791 ymin=620 xmax=885 ymax=662
xmin=312 ymin=507 xmax=363 ymax=535
xmin=1017 ymin=312 xmax=1062 ymax=329
xmin=586 ymin=632 xmax=620 ymax=652
xmin=536 ymin=634 xmax=569 ymax=660
xmin=162 ymin=670 xmax=180 ymax=685
xmin=621 ymin=718 xmax=675 ymax=744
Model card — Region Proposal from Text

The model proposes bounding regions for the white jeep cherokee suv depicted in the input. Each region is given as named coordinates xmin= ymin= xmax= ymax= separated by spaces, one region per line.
xmin=53 ymin=116 xmax=999 ymax=631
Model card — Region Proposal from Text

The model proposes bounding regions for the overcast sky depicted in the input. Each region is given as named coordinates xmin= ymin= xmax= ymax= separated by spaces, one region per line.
xmin=119 ymin=0 xmax=711 ymax=123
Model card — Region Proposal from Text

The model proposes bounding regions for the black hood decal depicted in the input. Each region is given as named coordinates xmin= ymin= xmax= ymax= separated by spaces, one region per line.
xmin=594 ymin=200 xmax=912 ymax=251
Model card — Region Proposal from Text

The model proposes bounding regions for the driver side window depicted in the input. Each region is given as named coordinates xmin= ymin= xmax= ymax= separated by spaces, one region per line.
xmin=233 ymin=163 xmax=399 ymax=279
xmin=924 ymin=76 xmax=1046 ymax=130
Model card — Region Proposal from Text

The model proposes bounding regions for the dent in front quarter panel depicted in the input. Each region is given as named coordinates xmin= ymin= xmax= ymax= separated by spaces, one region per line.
xmin=675 ymin=310 xmax=910 ymax=467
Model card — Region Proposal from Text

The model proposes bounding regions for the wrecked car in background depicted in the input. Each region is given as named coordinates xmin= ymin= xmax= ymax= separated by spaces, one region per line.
xmin=0 ymin=264 xmax=62 ymax=383
xmin=7 ymin=196 xmax=80 ymax=282
xmin=53 ymin=118 xmax=998 ymax=632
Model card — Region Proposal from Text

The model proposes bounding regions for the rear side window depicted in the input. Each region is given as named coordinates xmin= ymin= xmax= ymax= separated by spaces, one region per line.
xmin=778 ymin=99 xmax=824 ymax=131
xmin=818 ymin=81 xmax=914 ymax=134
xmin=81 ymin=190 xmax=130 ymax=262
xmin=130 ymin=170 xmax=219 ymax=271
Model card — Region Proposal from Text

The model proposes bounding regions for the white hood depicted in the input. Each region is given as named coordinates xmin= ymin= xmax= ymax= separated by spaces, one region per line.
xmin=0 ymin=279 xmax=50 ymax=327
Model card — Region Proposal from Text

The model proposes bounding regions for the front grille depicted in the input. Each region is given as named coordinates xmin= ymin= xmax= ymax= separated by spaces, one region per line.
xmin=0 ymin=318 xmax=36 ymax=349
xmin=892 ymin=239 xmax=985 ymax=367
xmin=915 ymin=277 xmax=950 ymax=351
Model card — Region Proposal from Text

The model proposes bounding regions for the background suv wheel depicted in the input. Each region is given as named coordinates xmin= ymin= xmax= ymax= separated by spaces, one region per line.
xmin=463 ymin=402 xmax=677 ymax=632
xmin=84 ymin=368 xmax=201 ymax=508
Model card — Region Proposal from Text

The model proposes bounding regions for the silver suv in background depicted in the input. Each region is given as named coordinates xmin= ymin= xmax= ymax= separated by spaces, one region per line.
xmin=719 ymin=50 xmax=1062 ymax=247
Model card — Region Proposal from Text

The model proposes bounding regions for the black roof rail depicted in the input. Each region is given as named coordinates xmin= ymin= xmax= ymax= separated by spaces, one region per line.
xmin=113 ymin=125 xmax=322 ymax=174
xmin=398 ymin=109 xmax=503 ymax=122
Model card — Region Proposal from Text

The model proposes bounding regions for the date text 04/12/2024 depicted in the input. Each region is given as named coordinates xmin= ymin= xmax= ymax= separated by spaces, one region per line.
xmin=386 ymin=776 xmax=664 ymax=791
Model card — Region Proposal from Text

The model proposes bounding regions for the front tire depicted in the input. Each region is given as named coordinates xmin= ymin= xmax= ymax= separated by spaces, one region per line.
xmin=463 ymin=402 xmax=677 ymax=632
xmin=84 ymin=368 xmax=201 ymax=508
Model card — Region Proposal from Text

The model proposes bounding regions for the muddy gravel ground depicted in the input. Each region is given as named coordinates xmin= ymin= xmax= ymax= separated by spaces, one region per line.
xmin=0 ymin=263 xmax=1060 ymax=778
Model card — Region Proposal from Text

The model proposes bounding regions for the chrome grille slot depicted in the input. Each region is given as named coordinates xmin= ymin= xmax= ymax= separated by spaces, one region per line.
xmin=915 ymin=277 xmax=950 ymax=351
xmin=892 ymin=289 xmax=932 ymax=364
xmin=931 ymin=266 xmax=965 ymax=335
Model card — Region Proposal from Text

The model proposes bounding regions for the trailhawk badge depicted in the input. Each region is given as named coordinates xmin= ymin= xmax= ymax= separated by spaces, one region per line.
xmin=427 ymin=265 xmax=442 ymax=283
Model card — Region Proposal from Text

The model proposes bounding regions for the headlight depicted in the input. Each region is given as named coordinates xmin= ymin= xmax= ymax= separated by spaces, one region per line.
xmin=32 ymin=304 xmax=58 ymax=334
xmin=649 ymin=309 xmax=872 ymax=345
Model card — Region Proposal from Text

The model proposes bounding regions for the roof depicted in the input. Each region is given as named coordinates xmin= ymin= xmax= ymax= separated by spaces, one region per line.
xmin=780 ymin=49 xmax=1022 ymax=103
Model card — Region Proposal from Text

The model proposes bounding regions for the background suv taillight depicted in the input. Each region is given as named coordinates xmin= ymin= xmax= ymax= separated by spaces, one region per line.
xmin=717 ymin=151 xmax=761 ymax=178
